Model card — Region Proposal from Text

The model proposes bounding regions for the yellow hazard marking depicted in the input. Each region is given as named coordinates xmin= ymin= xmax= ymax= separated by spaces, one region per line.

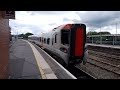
xmin=23 ymin=40 xmax=46 ymax=79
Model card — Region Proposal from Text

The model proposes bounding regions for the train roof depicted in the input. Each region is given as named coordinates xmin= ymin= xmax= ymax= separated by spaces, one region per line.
xmin=54 ymin=23 xmax=85 ymax=30
xmin=40 ymin=23 xmax=85 ymax=38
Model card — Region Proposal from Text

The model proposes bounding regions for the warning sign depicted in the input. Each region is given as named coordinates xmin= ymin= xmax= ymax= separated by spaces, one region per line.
xmin=2 ymin=11 xmax=15 ymax=19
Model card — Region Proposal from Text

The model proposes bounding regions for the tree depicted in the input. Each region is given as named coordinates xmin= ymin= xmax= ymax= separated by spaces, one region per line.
xmin=25 ymin=32 xmax=33 ymax=36
xmin=18 ymin=32 xmax=34 ymax=39
xmin=98 ymin=31 xmax=111 ymax=35
xmin=18 ymin=33 xmax=24 ymax=37
xmin=87 ymin=31 xmax=111 ymax=36
xmin=24 ymin=32 xmax=33 ymax=39
xmin=87 ymin=31 xmax=98 ymax=35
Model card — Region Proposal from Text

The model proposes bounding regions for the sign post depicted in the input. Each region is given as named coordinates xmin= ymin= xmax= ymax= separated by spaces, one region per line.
xmin=2 ymin=11 xmax=15 ymax=19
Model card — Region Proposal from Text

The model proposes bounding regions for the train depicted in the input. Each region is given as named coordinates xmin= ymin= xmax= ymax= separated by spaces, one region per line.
xmin=28 ymin=23 xmax=88 ymax=67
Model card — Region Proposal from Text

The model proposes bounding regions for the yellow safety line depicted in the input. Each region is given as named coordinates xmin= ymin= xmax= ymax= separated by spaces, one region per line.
xmin=23 ymin=40 xmax=46 ymax=79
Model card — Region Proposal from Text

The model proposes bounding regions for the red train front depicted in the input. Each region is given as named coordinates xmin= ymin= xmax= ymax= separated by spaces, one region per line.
xmin=66 ymin=24 xmax=86 ymax=66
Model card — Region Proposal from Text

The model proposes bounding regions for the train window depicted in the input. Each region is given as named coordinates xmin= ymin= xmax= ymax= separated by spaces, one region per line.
xmin=44 ymin=38 xmax=46 ymax=43
xmin=52 ymin=38 xmax=54 ymax=45
xmin=55 ymin=34 xmax=57 ymax=43
xmin=42 ymin=37 xmax=44 ymax=43
xmin=61 ymin=29 xmax=70 ymax=45
xmin=40 ymin=37 xmax=41 ymax=42
xmin=47 ymin=38 xmax=50 ymax=44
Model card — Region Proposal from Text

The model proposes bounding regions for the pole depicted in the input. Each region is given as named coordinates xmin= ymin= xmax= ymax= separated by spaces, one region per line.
xmin=113 ymin=35 xmax=114 ymax=45
xmin=100 ymin=27 xmax=102 ymax=44
xmin=115 ymin=23 xmax=117 ymax=45
xmin=89 ymin=28 xmax=90 ymax=38
xmin=91 ymin=28 xmax=93 ymax=44
xmin=89 ymin=28 xmax=90 ymax=43
xmin=17 ymin=29 xmax=18 ymax=40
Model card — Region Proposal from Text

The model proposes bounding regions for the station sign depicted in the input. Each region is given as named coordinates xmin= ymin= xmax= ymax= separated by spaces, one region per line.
xmin=2 ymin=11 xmax=15 ymax=19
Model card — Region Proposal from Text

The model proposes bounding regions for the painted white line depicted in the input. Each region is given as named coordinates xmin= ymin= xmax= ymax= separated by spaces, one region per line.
xmin=46 ymin=74 xmax=58 ymax=79
xmin=35 ymin=44 xmax=77 ymax=79
xmin=23 ymin=40 xmax=57 ymax=79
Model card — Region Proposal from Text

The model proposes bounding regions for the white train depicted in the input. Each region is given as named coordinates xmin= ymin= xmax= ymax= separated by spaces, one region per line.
xmin=28 ymin=24 xmax=88 ymax=67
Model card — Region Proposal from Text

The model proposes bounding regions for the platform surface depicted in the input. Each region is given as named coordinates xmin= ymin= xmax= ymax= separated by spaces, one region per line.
xmin=9 ymin=39 xmax=57 ymax=79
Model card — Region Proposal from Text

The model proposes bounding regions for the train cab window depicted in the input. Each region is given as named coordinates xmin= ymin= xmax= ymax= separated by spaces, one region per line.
xmin=55 ymin=34 xmax=57 ymax=43
xmin=47 ymin=38 xmax=50 ymax=44
xmin=61 ymin=29 xmax=70 ymax=46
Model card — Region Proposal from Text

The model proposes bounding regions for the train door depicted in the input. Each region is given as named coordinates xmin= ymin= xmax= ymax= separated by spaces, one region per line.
xmin=52 ymin=33 xmax=57 ymax=48
xmin=54 ymin=33 xmax=58 ymax=48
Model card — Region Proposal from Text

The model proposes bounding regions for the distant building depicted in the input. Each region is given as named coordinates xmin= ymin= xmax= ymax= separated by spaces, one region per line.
xmin=87 ymin=34 xmax=120 ymax=45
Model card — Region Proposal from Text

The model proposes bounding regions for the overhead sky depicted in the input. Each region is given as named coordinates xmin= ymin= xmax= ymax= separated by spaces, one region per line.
xmin=9 ymin=11 xmax=120 ymax=36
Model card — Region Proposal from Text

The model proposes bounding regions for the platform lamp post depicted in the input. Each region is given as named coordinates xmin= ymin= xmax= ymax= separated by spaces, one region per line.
xmin=14 ymin=29 xmax=17 ymax=40
xmin=100 ymin=26 xmax=102 ymax=44
xmin=92 ymin=27 xmax=95 ymax=44
xmin=90 ymin=28 xmax=93 ymax=44
xmin=14 ymin=26 xmax=18 ymax=40
xmin=115 ymin=22 xmax=117 ymax=45
xmin=88 ymin=28 xmax=91 ymax=43
xmin=41 ymin=32 xmax=44 ymax=46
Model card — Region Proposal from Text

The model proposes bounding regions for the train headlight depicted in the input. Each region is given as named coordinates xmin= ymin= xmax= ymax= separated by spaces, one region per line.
xmin=60 ymin=47 xmax=67 ymax=53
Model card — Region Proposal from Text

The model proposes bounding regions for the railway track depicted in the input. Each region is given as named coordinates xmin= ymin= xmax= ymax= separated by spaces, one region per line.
xmin=88 ymin=57 xmax=120 ymax=76
xmin=88 ymin=45 xmax=120 ymax=56
xmin=88 ymin=50 xmax=120 ymax=66
xmin=88 ymin=49 xmax=120 ymax=77
xmin=89 ymin=55 xmax=120 ymax=68
xmin=89 ymin=50 xmax=120 ymax=60
xmin=89 ymin=51 xmax=120 ymax=66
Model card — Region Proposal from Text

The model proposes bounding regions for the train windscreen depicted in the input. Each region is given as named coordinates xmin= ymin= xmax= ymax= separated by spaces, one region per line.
xmin=61 ymin=29 xmax=70 ymax=46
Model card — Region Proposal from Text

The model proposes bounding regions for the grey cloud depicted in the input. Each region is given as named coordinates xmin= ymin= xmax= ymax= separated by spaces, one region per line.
xmin=63 ymin=18 xmax=71 ymax=21
xmin=63 ymin=18 xmax=86 ymax=24
xmin=71 ymin=19 xmax=82 ymax=23
xmin=12 ymin=11 xmax=120 ymax=34
xmin=10 ymin=21 xmax=44 ymax=34
xmin=63 ymin=18 xmax=82 ymax=23
xmin=48 ymin=23 xmax=57 ymax=26
xmin=75 ymin=11 xmax=120 ymax=28
xmin=28 ymin=11 xmax=71 ymax=15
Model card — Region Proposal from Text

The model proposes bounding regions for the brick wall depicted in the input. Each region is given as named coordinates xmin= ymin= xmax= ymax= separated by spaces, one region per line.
xmin=0 ymin=11 xmax=10 ymax=79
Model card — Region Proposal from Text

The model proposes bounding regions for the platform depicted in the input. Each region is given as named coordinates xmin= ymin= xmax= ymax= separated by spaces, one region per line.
xmin=9 ymin=39 xmax=57 ymax=79
xmin=87 ymin=43 xmax=120 ymax=49
xmin=9 ymin=39 xmax=76 ymax=79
